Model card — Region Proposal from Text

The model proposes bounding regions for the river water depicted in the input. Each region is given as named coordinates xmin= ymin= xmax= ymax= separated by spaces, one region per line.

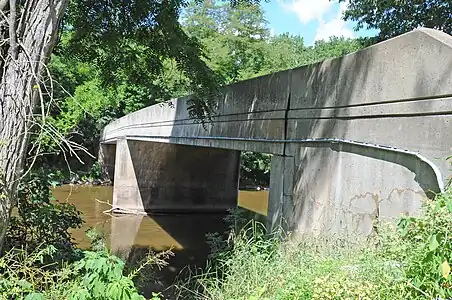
xmin=53 ymin=185 xmax=268 ymax=296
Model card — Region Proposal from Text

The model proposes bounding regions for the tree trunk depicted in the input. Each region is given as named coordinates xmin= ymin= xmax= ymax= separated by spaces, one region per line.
xmin=0 ymin=0 xmax=68 ymax=250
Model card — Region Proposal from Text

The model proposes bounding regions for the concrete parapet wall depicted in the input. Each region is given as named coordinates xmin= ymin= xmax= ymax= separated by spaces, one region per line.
xmin=287 ymin=27 xmax=452 ymax=179
xmin=102 ymin=69 xmax=291 ymax=155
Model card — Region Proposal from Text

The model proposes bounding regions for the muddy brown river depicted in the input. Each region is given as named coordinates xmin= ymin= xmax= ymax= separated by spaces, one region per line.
xmin=53 ymin=185 xmax=268 ymax=297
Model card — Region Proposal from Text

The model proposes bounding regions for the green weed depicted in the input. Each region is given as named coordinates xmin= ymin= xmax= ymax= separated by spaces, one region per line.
xmin=176 ymin=189 xmax=452 ymax=300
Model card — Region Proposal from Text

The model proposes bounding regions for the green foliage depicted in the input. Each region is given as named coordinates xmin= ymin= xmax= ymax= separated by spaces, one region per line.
xmin=85 ymin=227 xmax=108 ymax=252
xmin=4 ymin=169 xmax=83 ymax=261
xmin=183 ymin=1 xmax=270 ymax=83
xmin=312 ymin=273 xmax=377 ymax=300
xmin=240 ymin=152 xmax=271 ymax=187
xmin=65 ymin=0 xmax=223 ymax=121
xmin=183 ymin=0 xmax=366 ymax=80
xmin=305 ymin=36 xmax=364 ymax=62
xmin=77 ymin=161 xmax=104 ymax=183
xmin=178 ymin=189 xmax=452 ymax=299
xmin=341 ymin=0 xmax=452 ymax=41
xmin=205 ymin=207 xmax=257 ymax=261
xmin=395 ymin=191 xmax=452 ymax=298
xmin=0 ymin=245 xmax=166 ymax=300
xmin=0 ymin=246 xmax=61 ymax=299
xmin=64 ymin=250 xmax=146 ymax=299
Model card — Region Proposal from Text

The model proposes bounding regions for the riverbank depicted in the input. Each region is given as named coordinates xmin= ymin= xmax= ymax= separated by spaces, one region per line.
xmin=52 ymin=172 xmax=269 ymax=191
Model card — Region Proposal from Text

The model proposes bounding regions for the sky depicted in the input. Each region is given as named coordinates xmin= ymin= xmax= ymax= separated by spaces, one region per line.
xmin=262 ymin=0 xmax=379 ymax=45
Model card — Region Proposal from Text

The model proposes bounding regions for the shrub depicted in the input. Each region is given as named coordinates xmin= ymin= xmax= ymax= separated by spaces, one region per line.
xmin=395 ymin=191 xmax=452 ymax=298
xmin=0 ymin=244 xmax=171 ymax=299
xmin=4 ymin=169 xmax=83 ymax=262
xmin=1 ymin=168 xmax=171 ymax=299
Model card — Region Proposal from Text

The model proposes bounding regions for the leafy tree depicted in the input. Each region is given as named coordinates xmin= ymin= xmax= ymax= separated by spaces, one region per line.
xmin=0 ymin=0 xmax=265 ymax=249
xmin=304 ymin=36 xmax=365 ymax=62
xmin=182 ymin=1 xmax=270 ymax=83
xmin=261 ymin=33 xmax=306 ymax=74
xmin=340 ymin=0 xmax=452 ymax=41
xmin=240 ymin=152 xmax=271 ymax=187
xmin=65 ymin=0 xmax=224 ymax=120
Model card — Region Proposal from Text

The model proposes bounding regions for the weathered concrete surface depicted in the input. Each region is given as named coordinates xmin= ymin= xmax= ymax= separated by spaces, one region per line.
xmin=284 ymin=28 xmax=452 ymax=234
xmin=101 ymin=28 xmax=452 ymax=235
xmin=267 ymin=155 xmax=295 ymax=231
xmin=113 ymin=139 xmax=240 ymax=212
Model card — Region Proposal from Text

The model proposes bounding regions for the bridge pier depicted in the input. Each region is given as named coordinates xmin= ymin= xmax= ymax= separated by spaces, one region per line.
xmin=109 ymin=138 xmax=240 ymax=212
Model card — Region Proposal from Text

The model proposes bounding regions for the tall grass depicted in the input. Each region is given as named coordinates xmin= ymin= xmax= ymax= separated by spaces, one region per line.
xmin=176 ymin=190 xmax=452 ymax=300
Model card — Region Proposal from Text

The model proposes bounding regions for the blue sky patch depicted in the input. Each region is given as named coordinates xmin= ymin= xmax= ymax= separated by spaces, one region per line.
xmin=262 ymin=0 xmax=379 ymax=45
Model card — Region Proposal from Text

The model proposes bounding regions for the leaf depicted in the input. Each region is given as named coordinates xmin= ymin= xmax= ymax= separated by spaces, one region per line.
xmin=446 ymin=199 xmax=452 ymax=213
xmin=428 ymin=234 xmax=439 ymax=251
xmin=93 ymin=279 xmax=104 ymax=296
xmin=24 ymin=293 xmax=45 ymax=300
xmin=16 ymin=279 xmax=33 ymax=290
xmin=107 ymin=282 xmax=120 ymax=298
xmin=441 ymin=260 xmax=451 ymax=279
xmin=94 ymin=257 xmax=107 ymax=272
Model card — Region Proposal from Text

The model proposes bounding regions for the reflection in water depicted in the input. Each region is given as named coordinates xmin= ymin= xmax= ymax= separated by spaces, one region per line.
xmin=238 ymin=190 xmax=268 ymax=216
xmin=52 ymin=185 xmax=268 ymax=297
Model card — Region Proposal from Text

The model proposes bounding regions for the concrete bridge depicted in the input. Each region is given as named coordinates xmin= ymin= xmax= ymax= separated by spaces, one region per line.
xmin=100 ymin=28 xmax=452 ymax=235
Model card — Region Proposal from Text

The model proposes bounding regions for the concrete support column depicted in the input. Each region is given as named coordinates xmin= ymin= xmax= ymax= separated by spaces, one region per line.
xmin=267 ymin=155 xmax=295 ymax=232
xmin=112 ymin=138 xmax=240 ymax=212
xmin=113 ymin=138 xmax=145 ymax=212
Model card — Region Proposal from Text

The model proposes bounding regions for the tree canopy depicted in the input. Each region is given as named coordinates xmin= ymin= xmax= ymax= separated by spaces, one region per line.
xmin=341 ymin=0 xmax=452 ymax=41
xmin=37 ymin=0 xmax=368 ymax=184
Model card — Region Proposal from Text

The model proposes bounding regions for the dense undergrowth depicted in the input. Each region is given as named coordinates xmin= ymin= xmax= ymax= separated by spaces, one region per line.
xmin=177 ymin=190 xmax=452 ymax=300
xmin=0 ymin=170 xmax=168 ymax=300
